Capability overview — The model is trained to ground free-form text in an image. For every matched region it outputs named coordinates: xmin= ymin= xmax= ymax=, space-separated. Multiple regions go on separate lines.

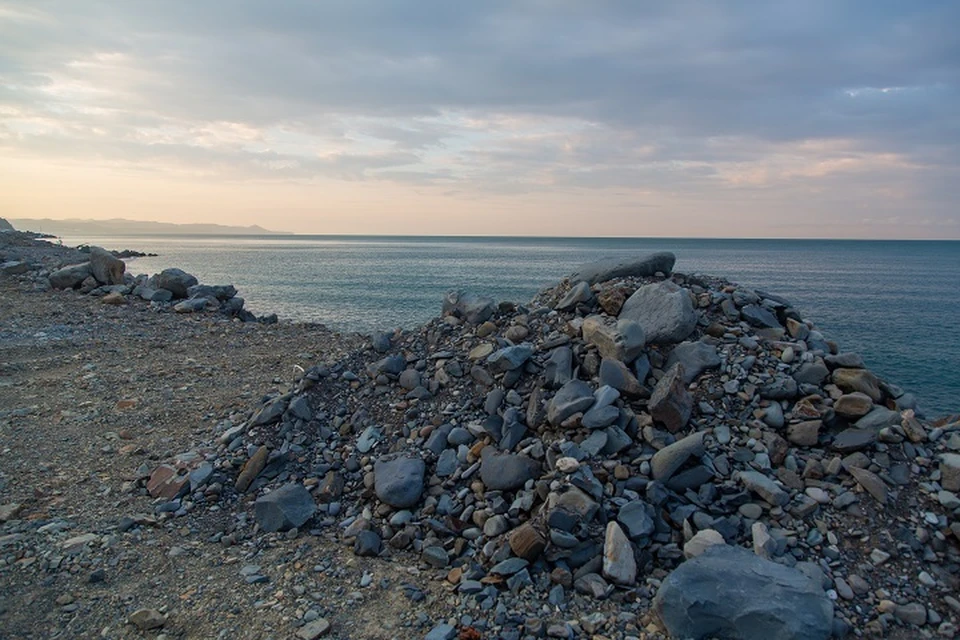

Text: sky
xmin=0 ymin=1 xmax=958 ymax=238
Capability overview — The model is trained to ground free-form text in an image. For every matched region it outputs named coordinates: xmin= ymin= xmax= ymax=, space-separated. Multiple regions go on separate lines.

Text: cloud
xmin=0 ymin=0 xmax=958 ymax=234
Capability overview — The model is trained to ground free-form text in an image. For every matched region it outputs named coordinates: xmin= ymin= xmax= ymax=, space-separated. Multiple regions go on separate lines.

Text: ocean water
xmin=60 ymin=235 xmax=960 ymax=417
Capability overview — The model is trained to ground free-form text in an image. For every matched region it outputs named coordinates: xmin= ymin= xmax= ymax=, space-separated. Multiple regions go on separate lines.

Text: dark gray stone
xmin=254 ymin=483 xmax=317 ymax=532
xmin=88 ymin=247 xmax=125 ymax=285
xmin=741 ymin=304 xmax=781 ymax=328
xmin=153 ymin=268 xmax=198 ymax=298
xmin=49 ymin=263 xmax=92 ymax=289
xmin=570 ymin=252 xmax=676 ymax=285
xmin=648 ymin=364 xmax=692 ymax=433
xmin=544 ymin=346 xmax=574 ymax=389
xmin=487 ymin=343 xmax=534 ymax=373
xmin=556 ymin=280 xmax=594 ymax=310
xmin=618 ymin=500 xmax=655 ymax=539
xmin=547 ymin=380 xmax=595 ymax=426
xmin=374 ymin=454 xmax=426 ymax=508
xmin=665 ymin=341 xmax=721 ymax=384
xmin=653 ymin=545 xmax=833 ymax=640
xmin=793 ymin=362 xmax=830 ymax=386
xmin=832 ymin=429 xmax=877 ymax=453
xmin=480 ymin=446 xmax=539 ymax=491
xmin=651 ymin=432 xmax=705 ymax=481
xmin=442 ymin=290 xmax=496 ymax=324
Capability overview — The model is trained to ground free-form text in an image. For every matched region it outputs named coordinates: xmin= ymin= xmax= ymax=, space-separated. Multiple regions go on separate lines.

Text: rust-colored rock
xmin=235 ymin=445 xmax=269 ymax=493
xmin=146 ymin=464 xmax=190 ymax=500
xmin=597 ymin=286 xmax=630 ymax=316
xmin=648 ymin=364 xmax=692 ymax=433
xmin=509 ymin=523 xmax=546 ymax=562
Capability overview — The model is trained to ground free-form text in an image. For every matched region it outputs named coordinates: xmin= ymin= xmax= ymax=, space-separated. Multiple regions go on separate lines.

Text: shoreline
xmin=2 ymin=229 xmax=960 ymax=638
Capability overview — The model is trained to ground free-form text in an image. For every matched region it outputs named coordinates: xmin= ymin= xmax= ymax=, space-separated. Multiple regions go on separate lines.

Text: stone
xmin=741 ymin=304 xmax=781 ymax=328
xmin=651 ymin=432 xmax=705 ymax=482
xmin=787 ymin=420 xmax=821 ymax=446
xmin=235 ymin=445 xmax=269 ymax=492
xmin=581 ymin=405 xmax=619 ymax=429
xmin=855 ymin=406 xmax=900 ymax=431
xmin=848 ymin=466 xmax=886 ymax=504
xmin=147 ymin=464 xmax=191 ymax=500
xmin=442 ymin=290 xmax=496 ymax=324
xmin=648 ymin=364 xmax=692 ymax=432
xmin=834 ymin=392 xmax=874 ymax=419
xmin=398 ymin=369 xmax=421 ymax=390
xmin=597 ymin=285 xmax=629 ymax=315
xmin=832 ymin=429 xmax=876 ymax=453
xmin=374 ymin=454 xmax=426 ymax=508
xmin=353 ymin=530 xmax=382 ymax=557
xmin=832 ymin=368 xmax=882 ymax=402
xmin=128 ymin=609 xmax=166 ymax=631
xmin=556 ymin=280 xmax=594 ymax=310
xmin=683 ymin=529 xmax=725 ymax=558
xmin=49 ymin=262 xmax=92 ymax=289
xmin=793 ymin=362 xmax=830 ymax=386
xmin=752 ymin=521 xmax=777 ymax=559
xmin=618 ymin=500 xmax=655 ymax=539
xmin=895 ymin=603 xmax=927 ymax=627
xmin=825 ymin=352 xmax=865 ymax=369
xmin=544 ymin=347 xmax=573 ymax=389
xmin=653 ymin=545 xmax=833 ymax=640
xmin=296 ymin=618 xmax=331 ymax=639
xmin=174 ymin=298 xmax=207 ymax=313
xmin=665 ymin=341 xmax=721 ymax=384
xmin=487 ymin=343 xmax=534 ymax=373
xmin=598 ymin=358 xmax=646 ymax=398
xmin=574 ymin=573 xmax=609 ymax=599
xmin=424 ymin=623 xmax=457 ymax=640
xmin=940 ymin=453 xmax=960 ymax=492
xmin=619 ymin=280 xmax=697 ymax=344
xmin=739 ymin=470 xmax=789 ymax=506
xmin=480 ymin=447 xmax=540 ymax=491
xmin=602 ymin=522 xmax=637 ymax=586
xmin=570 ymin=252 xmax=676 ymax=285
xmin=581 ymin=315 xmax=645 ymax=363
xmin=547 ymin=380 xmax=595 ymax=426
xmin=0 ymin=503 xmax=23 ymax=523
xmin=153 ymin=268 xmax=197 ymax=298
xmin=88 ymin=246 xmax=125 ymax=285
xmin=509 ymin=524 xmax=546 ymax=562
xmin=254 ymin=483 xmax=317 ymax=532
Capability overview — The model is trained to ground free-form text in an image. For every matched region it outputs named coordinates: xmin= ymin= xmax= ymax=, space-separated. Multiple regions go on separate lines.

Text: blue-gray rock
xmin=499 ymin=408 xmax=527 ymax=450
xmin=398 ymin=369 xmax=421 ymax=390
xmin=741 ymin=304 xmax=781 ymax=328
xmin=424 ymin=623 xmax=457 ymax=640
xmin=480 ymin=446 xmax=540 ymax=491
xmin=544 ymin=347 xmax=573 ymax=389
xmin=370 ymin=354 xmax=405 ymax=376
xmin=374 ymin=454 xmax=426 ymax=508
xmin=174 ymin=298 xmax=207 ymax=313
xmin=793 ymin=362 xmax=830 ymax=386
xmin=250 ymin=396 xmax=288 ymax=426
xmin=556 ymin=280 xmax=595 ymax=310
xmin=287 ymin=396 xmax=313 ymax=421
xmin=651 ymin=432 xmax=705 ymax=482
xmin=855 ymin=406 xmax=900 ymax=431
xmin=648 ymin=363 xmax=692 ymax=433
xmin=135 ymin=285 xmax=174 ymax=302
xmin=832 ymin=428 xmax=877 ymax=453
xmin=739 ymin=470 xmax=789 ymax=506
xmin=665 ymin=341 xmax=721 ymax=384
xmin=601 ymin=425 xmax=632 ymax=455
xmin=371 ymin=331 xmax=392 ymax=353
xmin=824 ymin=352 xmax=865 ymax=369
xmin=619 ymin=280 xmax=697 ymax=344
xmin=547 ymin=380 xmax=595 ymax=426
xmin=580 ymin=430 xmax=608 ymax=457
xmin=356 ymin=425 xmax=381 ymax=454
xmin=599 ymin=358 xmax=646 ymax=398
xmin=581 ymin=405 xmax=619 ymax=429
xmin=570 ymin=252 xmax=676 ymax=285
xmin=442 ymin=290 xmax=496 ymax=324
xmin=653 ymin=545 xmax=833 ymax=640
xmin=254 ymin=483 xmax=317 ymax=532
xmin=618 ymin=500 xmax=655 ymax=539
xmin=435 ymin=449 xmax=458 ymax=477
xmin=487 ymin=343 xmax=534 ymax=373
xmin=353 ymin=530 xmax=381 ymax=557
xmin=759 ymin=376 xmax=798 ymax=400
xmin=187 ymin=283 xmax=236 ymax=301
xmin=153 ymin=268 xmax=198 ymax=298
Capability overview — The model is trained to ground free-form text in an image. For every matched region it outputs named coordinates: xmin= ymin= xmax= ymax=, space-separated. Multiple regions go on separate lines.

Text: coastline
xmin=1 ymin=230 xmax=959 ymax=639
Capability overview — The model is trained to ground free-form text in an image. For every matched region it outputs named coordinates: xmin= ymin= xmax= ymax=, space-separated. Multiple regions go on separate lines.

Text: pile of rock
xmin=136 ymin=252 xmax=959 ymax=639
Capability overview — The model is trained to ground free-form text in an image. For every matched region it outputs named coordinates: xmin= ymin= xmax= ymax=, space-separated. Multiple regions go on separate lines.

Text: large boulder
xmin=570 ymin=252 xmax=676 ymax=285
xmin=49 ymin=262 xmax=92 ymax=289
xmin=653 ymin=545 xmax=833 ymax=640
xmin=442 ymin=290 xmax=496 ymax=325
xmin=373 ymin=454 xmax=425 ymax=508
xmin=153 ymin=268 xmax=198 ymax=298
xmin=619 ymin=280 xmax=697 ymax=344
xmin=254 ymin=483 xmax=317 ymax=532
xmin=88 ymin=246 xmax=125 ymax=285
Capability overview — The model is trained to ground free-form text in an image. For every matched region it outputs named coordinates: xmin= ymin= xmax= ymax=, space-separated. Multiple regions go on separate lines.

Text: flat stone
xmin=581 ymin=405 xmax=619 ymax=429
xmin=855 ymin=406 xmax=900 ymax=431
xmin=598 ymin=358 xmax=646 ymax=398
xmin=741 ymin=304 xmax=781 ymax=328
xmin=848 ymin=466 xmax=887 ymax=504
xmin=648 ymin=363 xmax=692 ymax=432
xmin=424 ymin=623 xmax=457 ymax=640
xmin=254 ymin=483 xmax=317 ymax=532
xmin=544 ymin=347 xmax=574 ymax=389
xmin=832 ymin=428 xmax=876 ymax=453
xmin=480 ymin=447 xmax=540 ymax=491
xmin=570 ymin=252 xmax=676 ymax=285
xmin=487 ymin=343 xmax=534 ymax=373
xmin=128 ymin=609 xmax=166 ymax=631
xmin=547 ymin=380 xmax=595 ymax=426
xmin=618 ymin=500 xmax=655 ymax=539
xmin=296 ymin=618 xmax=331 ymax=639
xmin=653 ymin=545 xmax=833 ymax=640
xmin=619 ymin=280 xmax=697 ymax=344
xmin=602 ymin=522 xmax=637 ymax=586
xmin=739 ymin=470 xmax=789 ymax=506
xmin=793 ymin=362 xmax=829 ymax=386
xmin=665 ymin=341 xmax=721 ymax=384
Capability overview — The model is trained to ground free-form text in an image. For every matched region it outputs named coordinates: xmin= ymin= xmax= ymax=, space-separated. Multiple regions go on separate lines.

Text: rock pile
xmin=135 ymin=251 xmax=960 ymax=639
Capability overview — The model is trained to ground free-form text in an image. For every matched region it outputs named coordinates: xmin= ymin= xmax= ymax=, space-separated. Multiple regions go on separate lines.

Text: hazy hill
xmin=7 ymin=218 xmax=290 ymax=236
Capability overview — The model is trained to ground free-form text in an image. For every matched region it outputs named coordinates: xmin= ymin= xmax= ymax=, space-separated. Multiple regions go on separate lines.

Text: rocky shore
xmin=1 ymin=226 xmax=959 ymax=640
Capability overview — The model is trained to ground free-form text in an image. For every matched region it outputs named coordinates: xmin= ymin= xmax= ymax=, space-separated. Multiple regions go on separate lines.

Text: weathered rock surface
xmin=374 ymin=454 xmax=425 ymax=508
xmin=618 ymin=280 xmax=697 ymax=344
xmin=254 ymin=483 xmax=317 ymax=532
xmin=569 ymin=252 xmax=675 ymax=285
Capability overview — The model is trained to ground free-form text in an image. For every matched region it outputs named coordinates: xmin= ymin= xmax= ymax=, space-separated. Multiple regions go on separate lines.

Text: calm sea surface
xmin=60 ymin=235 xmax=960 ymax=417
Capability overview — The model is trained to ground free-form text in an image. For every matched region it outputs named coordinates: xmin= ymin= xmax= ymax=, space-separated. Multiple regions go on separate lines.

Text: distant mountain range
xmin=7 ymin=218 xmax=290 ymax=236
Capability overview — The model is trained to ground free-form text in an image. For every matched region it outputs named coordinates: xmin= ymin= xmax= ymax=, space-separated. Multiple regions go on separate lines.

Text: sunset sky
xmin=1 ymin=1 xmax=957 ymax=238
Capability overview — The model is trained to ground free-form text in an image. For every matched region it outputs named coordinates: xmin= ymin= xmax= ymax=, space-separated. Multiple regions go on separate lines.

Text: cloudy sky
xmin=1 ymin=1 xmax=957 ymax=237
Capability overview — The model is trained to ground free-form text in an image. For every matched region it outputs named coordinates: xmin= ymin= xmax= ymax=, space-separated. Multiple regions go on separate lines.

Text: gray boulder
xmin=374 ymin=454 xmax=426 ymax=508
xmin=154 ymin=268 xmax=198 ymax=298
xmin=570 ymin=252 xmax=676 ymax=285
xmin=89 ymin=247 xmax=125 ymax=285
xmin=653 ymin=545 xmax=833 ymax=640
xmin=187 ymin=284 xmax=237 ymax=301
xmin=480 ymin=446 xmax=540 ymax=491
xmin=442 ymin=290 xmax=496 ymax=324
xmin=619 ymin=280 xmax=697 ymax=344
xmin=582 ymin=316 xmax=646 ymax=364
xmin=556 ymin=280 xmax=594 ymax=310
xmin=49 ymin=262 xmax=92 ymax=289
xmin=254 ymin=483 xmax=317 ymax=532
xmin=665 ymin=340 xmax=721 ymax=384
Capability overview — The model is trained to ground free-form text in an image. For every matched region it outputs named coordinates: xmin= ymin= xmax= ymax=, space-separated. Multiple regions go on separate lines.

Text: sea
xmin=57 ymin=235 xmax=960 ymax=417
